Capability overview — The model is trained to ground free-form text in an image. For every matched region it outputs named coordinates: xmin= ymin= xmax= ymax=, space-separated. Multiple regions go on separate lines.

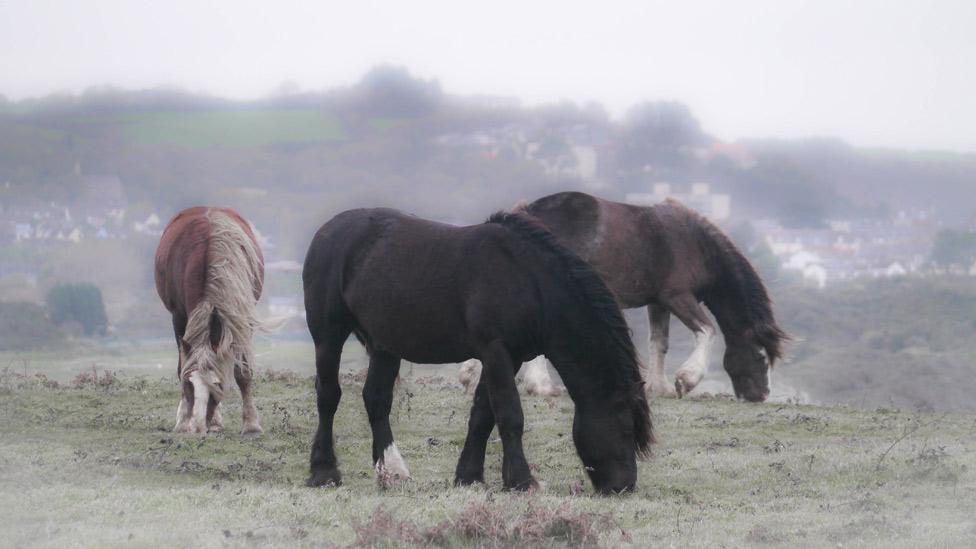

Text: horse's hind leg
xmin=206 ymin=396 xmax=223 ymax=433
xmin=480 ymin=341 xmax=536 ymax=491
xmin=455 ymin=371 xmax=496 ymax=486
xmin=307 ymin=328 xmax=350 ymax=487
xmin=646 ymin=304 xmax=677 ymax=397
xmin=667 ymin=294 xmax=716 ymax=397
xmin=171 ymin=313 xmax=195 ymax=433
xmin=363 ymin=350 xmax=409 ymax=483
xmin=235 ymin=360 xmax=263 ymax=435
xmin=455 ymin=358 xmax=532 ymax=485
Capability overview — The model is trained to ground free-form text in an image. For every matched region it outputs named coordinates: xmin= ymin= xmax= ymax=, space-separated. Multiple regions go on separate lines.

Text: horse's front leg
xmin=363 ymin=351 xmax=408 ymax=483
xmin=171 ymin=316 xmax=194 ymax=432
xmin=174 ymin=378 xmax=194 ymax=432
xmin=668 ymin=294 xmax=716 ymax=397
xmin=206 ymin=395 xmax=223 ymax=433
xmin=480 ymin=341 xmax=536 ymax=491
xmin=455 ymin=375 xmax=495 ymax=485
xmin=646 ymin=304 xmax=677 ymax=397
xmin=234 ymin=360 xmax=263 ymax=435
xmin=307 ymin=335 xmax=346 ymax=487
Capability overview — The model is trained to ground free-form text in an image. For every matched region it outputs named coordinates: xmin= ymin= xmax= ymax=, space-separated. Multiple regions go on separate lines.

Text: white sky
xmin=2 ymin=0 xmax=975 ymax=151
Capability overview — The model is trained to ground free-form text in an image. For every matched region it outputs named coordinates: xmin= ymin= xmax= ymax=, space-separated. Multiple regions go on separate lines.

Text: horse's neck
xmin=701 ymin=290 xmax=748 ymax=348
xmin=544 ymin=334 xmax=620 ymax=404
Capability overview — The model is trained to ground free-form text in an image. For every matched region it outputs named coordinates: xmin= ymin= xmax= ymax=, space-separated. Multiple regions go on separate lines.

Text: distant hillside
xmin=3 ymin=66 xmax=974 ymax=240
xmin=773 ymin=277 xmax=976 ymax=412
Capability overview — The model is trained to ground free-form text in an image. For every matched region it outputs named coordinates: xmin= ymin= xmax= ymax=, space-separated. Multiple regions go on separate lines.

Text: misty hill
xmin=3 ymin=67 xmax=975 ymax=255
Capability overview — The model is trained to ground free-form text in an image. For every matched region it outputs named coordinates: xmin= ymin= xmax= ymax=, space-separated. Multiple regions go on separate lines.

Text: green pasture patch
xmin=58 ymin=110 xmax=347 ymax=148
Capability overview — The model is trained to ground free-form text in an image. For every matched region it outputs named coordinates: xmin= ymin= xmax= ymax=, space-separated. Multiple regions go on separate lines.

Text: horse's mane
xmin=485 ymin=211 xmax=654 ymax=455
xmin=667 ymin=199 xmax=788 ymax=364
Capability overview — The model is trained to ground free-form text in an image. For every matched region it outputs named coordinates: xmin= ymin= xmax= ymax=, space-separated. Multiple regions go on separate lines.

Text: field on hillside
xmin=2 ymin=343 xmax=975 ymax=547
xmin=99 ymin=110 xmax=347 ymax=148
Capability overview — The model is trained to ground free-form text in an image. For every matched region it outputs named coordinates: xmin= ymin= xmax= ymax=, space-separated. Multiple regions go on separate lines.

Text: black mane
xmin=486 ymin=211 xmax=654 ymax=454
xmin=679 ymin=203 xmax=788 ymax=364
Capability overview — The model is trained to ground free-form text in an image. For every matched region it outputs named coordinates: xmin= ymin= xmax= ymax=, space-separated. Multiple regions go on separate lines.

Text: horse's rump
xmin=155 ymin=207 xmax=264 ymax=398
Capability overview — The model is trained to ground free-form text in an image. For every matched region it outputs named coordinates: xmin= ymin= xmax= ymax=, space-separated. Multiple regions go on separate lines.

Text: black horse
xmin=302 ymin=208 xmax=653 ymax=493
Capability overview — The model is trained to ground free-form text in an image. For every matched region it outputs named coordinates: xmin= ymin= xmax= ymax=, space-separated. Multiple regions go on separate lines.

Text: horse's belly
xmin=367 ymin=327 xmax=473 ymax=364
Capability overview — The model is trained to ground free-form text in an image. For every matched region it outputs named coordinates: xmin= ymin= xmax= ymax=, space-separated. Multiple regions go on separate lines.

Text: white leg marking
xmin=458 ymin=359 xmax=482 ymax=394
xmin=375 ymin=442 xmax=411 ymax=481
xmin=522 ymin=357 xmax=560 ymax=396
xmin=189 ymin=372 xmax=209 ymax=434
xmin=645 ymin=306 xmax=676 ymax=397
xmin=174 ymin=397 xmax=192 ymax=431
xmin=675 ymin=325 xmax=715 ymax=396
xmin=647 ymin=338 xmax=675 ymax=396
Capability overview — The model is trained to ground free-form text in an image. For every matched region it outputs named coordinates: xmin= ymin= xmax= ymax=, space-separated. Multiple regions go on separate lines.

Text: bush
xmin=0 ymin=301 xmax=63 ymax=350
xmin=46 ymin=283 xmax=108 ymax=336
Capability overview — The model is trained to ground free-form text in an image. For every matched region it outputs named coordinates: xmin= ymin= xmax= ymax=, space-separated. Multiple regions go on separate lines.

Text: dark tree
xmin=931 ymin=229 xmax=976 ymax=267
xmin=46 ymin=283 xmax=108 ymax=336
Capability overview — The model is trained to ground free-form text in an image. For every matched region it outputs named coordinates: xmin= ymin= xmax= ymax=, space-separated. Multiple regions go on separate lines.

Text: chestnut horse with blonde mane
xmin=155 ymin=207 xmax=264 ymax=434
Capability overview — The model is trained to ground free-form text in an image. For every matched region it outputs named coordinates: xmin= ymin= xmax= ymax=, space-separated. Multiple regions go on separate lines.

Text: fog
xmin=3 ymin=0 xmax=976 ymax=151
xmin=2 ymin=3 xmax=976 ymax=545
xmin=3 ymin=0 xmax=976 ymax=410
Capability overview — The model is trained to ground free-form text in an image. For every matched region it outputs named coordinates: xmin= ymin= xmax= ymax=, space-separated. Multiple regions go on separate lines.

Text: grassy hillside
xmin=1 ymin=344 xmax=974 ymax=547
xmin=114 ymin=110 xmax=347 ymax=148
xmin=773 ymin=277 xmax=976 ymax=413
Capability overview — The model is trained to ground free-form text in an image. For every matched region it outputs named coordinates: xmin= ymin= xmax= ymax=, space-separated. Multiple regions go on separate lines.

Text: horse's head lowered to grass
xmin=485 ymin=212 xmax=654 ymax=494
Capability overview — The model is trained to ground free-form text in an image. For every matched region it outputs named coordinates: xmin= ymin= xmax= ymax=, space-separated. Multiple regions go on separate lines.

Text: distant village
xmin=2 ymin=155 xmax=973 ymax=306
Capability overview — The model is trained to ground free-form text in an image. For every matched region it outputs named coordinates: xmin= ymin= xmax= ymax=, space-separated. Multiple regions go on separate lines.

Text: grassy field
xmin=61 ymin=110 xmax=348 ymax=148
xmin=1 ymin=342 xmax=975 ymax=547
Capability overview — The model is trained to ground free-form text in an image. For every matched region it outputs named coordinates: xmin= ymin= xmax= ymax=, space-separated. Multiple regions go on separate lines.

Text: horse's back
xmin=304 ymin=209 xmax=540 ymax=363
xmin=525 ymin=192 xmax=674 ymax=306
xmin=155 ymin=208 xmax=211 ymax=315
xmin=155 ymin=206 xmax=260 ymax=315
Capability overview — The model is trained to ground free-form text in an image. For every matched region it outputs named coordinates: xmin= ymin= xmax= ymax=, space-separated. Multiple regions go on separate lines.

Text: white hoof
xmin=375 ymin=443 xmax=411 ymax=485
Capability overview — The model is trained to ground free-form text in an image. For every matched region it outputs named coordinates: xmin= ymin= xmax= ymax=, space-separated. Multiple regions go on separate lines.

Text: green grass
xmin=1 ymin=343 xmax=975 ymax=547
xmin=368 ymin=117 xmax=409 ymax=132
xmin=65 ymin=110 xmax=347 ymax=148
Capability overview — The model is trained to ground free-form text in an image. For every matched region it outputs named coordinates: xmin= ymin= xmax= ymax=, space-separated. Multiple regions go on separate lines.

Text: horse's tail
xmin=683 ymin=204 xmax=787 ymax=365
xmin=486 ymin=211 xmax=654 ymax=456
xmin=181 ymin=209 xmax=264 ymax=400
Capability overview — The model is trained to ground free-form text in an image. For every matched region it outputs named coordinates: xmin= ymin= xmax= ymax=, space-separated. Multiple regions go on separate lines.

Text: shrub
xmin=46 ymin=283 xmax=108 ymax=336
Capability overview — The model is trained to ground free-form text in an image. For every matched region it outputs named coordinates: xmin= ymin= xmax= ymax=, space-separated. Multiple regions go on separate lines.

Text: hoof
xmin=241 ymin=424 xmax=264 ymax=437
xmin=648 ymin=382 xmax=678 ymax=398
xmin=454 ymin=475 xmax=485 ymax=487
xmin=674 ymin=371 xmax=702 ymax=398
xmin=175 ymin=421 xmax=207 ymax=434
xmin=306 ymin=469 xmax=342 ymax=488
xmin=506 ymin=476 xmax=539 ymax=492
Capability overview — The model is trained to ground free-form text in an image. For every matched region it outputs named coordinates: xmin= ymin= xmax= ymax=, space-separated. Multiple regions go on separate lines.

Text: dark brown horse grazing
xmin=302 ymin=208 xmax=652 ymax=494
xmin=512 ymin=192 xmax=787 ymax=402
xmin=155 ymin=206 xmax=264 ymax=435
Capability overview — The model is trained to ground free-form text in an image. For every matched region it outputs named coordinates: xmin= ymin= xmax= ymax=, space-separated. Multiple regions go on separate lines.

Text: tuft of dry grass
xmin=351 ymin=502 xmax=619 ymax=548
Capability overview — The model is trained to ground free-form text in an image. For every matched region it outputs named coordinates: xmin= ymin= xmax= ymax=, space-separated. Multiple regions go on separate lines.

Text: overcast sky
xmin=2 ymin=0 xmax=974 ymax=152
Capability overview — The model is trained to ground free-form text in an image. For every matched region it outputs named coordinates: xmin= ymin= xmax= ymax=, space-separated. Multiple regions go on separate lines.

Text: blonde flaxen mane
xmin=180 ymin=209 xmax=263 ymax=400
